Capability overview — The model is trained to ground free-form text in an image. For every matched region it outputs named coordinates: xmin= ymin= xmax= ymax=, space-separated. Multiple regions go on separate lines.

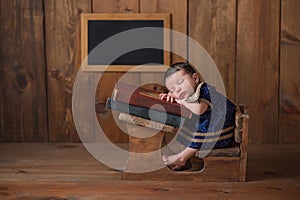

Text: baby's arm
xmin=176 ymin=100 xmax=208 ymax=115
xmin=159 ymin=93 xmax=209 ymax=115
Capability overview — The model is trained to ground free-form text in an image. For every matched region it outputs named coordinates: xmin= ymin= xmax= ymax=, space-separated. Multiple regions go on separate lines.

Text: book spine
xmin=106 ymin=98 xmax=184 ymax=128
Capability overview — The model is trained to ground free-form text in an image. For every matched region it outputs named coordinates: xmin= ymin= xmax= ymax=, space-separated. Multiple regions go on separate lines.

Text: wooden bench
xmin=119 ymin=105 xmax=249 ymax=181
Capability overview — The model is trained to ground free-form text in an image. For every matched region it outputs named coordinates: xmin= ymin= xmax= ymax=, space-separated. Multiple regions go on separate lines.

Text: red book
xmin=112 ymin=83 xmax=192 ymax=119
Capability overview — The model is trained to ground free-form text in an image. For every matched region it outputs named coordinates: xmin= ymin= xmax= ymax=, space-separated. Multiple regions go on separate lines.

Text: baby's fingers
xmin=159 ymin=93 xmax=168 ymax=100
xmin=166 ymin=95 xmax=174 ymax=102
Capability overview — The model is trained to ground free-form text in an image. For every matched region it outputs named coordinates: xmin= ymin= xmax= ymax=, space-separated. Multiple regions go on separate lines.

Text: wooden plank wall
xmin=189 ymin=0 xmax=236 ymax=100
xmin=236 ymin=0 xmax=280 ymax=143
xmin=0 ymin=0 xmax=47 ymax=142
xmin=280 ymin=0 xmax=300 ymax=143
xmin=0 ymin=0 xmax=299 ymax=144
xmin=44 ymin=0 xmax=91 ymax=142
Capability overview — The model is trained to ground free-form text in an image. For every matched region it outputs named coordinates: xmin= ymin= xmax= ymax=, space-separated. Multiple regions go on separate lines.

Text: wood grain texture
xmin=45 ymin=0 xmax=91 ymax=142
xmin=0 ymin=0 xmax=47 ymax=142
xmin=0 ymin=143 xmax=299 ymax=199
xmin=239 ymin=109 xmax=249 ymax=181
xmin=92 ymin=0 xmax=140 ymax=13
xmin=280 ymin=0 xmax=300 ymax=143
xmin=189 ymin=0 xmax=236 ymax=100
xmin=236 ymin=0 xmax=280 ymax=143
xmin=1 ymin=179 xmax=299 ymax=200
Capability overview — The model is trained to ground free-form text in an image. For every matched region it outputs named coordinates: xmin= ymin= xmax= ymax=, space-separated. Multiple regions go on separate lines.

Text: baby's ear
xmin=192 ymin=73 xmax=200 ymax=83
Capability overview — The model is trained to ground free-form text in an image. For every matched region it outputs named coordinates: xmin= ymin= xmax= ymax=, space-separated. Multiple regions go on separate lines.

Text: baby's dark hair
xmin=164 ymin=62 xmax=198 ymax=82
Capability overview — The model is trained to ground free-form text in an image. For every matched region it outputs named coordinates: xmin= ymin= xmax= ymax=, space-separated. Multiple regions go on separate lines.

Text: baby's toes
xmin=162 ymin=155 xmax=169 ymax=164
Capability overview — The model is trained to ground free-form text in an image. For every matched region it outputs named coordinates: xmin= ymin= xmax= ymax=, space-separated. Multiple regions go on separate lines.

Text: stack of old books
xmin=105 ymin=82 xmax=192 ymax=127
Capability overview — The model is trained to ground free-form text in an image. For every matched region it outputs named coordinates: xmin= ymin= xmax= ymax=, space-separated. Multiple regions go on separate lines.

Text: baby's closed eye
xmin=177 ymin=79 xmax=184 ymax=85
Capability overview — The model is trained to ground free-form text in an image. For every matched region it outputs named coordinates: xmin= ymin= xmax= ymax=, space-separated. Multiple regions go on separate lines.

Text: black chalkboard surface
xmin=81 ymin=14 xmax=170 ymax=72
xmin=88 ymin=20 xmax=164 ymax=65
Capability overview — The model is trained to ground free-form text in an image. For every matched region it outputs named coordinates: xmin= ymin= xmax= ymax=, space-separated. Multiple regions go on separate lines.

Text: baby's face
xmin=165 ymin=70 xmax=198 ymax=100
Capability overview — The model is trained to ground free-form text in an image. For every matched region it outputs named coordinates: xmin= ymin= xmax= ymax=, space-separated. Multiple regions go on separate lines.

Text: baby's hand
xmin=159 ymin=93 xmax=176 ymax=102
xmin=175 ymin=99 xmax=185 ymax=105
xmin=175 ymin=99 xmax=187 ymax=106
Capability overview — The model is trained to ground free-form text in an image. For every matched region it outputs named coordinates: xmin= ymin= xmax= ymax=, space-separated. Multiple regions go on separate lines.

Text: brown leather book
xmin=112 ymin=83 xmax=192 ymax=119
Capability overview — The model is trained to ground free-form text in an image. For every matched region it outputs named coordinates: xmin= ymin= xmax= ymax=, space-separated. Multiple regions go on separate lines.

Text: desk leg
xmin=122 ymin=123 xmax=167 ymax=174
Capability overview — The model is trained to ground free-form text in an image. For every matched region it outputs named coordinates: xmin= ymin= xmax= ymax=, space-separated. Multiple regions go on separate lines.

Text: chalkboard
xmin=81 ymin=14 xmax=171 ymax=72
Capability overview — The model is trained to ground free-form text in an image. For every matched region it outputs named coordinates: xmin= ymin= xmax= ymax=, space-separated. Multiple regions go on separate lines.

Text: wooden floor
xmin=0 ymin=143 xmax=299 ymax=200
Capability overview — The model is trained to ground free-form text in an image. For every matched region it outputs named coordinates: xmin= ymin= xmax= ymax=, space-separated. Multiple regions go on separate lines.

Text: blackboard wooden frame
xmin=81 ymin=13 xmax=171 ymax=72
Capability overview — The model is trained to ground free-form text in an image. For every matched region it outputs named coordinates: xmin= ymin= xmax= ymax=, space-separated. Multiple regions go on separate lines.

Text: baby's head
xmin=164 ymin=62 xmax=197 ymax=82
xmin=164 ymin=62 xmax=201 ymax=100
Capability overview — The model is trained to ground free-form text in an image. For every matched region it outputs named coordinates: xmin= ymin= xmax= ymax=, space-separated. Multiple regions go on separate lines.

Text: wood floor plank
xmin=0 ymin=179 xmax=299 ymax=200
xmin=0 ymin=143 xmax=299 ymax=199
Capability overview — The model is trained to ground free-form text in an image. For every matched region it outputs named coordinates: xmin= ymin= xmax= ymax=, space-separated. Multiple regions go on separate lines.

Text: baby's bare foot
xmin=162 ymin=154 xmax=185 ymax=167
xmin=171 ymin=159 xmax=192 ymax=171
